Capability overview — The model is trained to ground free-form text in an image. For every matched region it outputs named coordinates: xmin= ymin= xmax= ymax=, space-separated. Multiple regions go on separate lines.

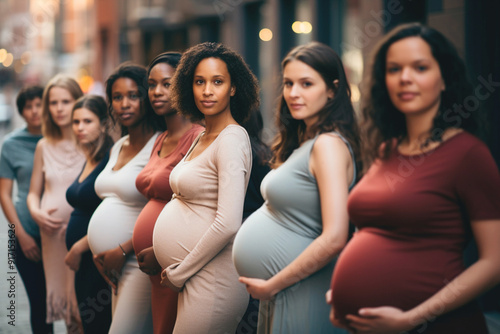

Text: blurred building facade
xmin=1 ymin=0 xmax=498 ymax=162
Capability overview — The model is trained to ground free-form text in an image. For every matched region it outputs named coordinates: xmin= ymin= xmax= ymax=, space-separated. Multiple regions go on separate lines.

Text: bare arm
xmin=26 ymin=141 xmax=63 ymax=233
xmin=0 ymin=178 xmax=41 ymax=262
xmin=65 ymin=235 xmax=90 ymax=271
xmin=240 ymin=134 xmax=352 ymax=299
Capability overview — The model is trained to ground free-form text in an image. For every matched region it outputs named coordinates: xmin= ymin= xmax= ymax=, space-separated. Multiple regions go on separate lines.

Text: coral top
xmin=331 ymin=132 xmax=500 ymax=333
xmin=133 ymin=124 xmax=204 ymax=254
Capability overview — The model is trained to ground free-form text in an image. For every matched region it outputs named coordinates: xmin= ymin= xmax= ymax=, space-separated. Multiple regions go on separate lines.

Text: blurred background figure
xmin=0 ymin=85 xmax=53 ymax=334
xmin=26 ymin=75 xmax=85 ymax=333
xmin=64 ymin=95 xmax=114 ymax=333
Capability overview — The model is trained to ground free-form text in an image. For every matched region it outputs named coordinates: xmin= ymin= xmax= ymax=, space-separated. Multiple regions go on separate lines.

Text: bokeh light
xmin=3 ymin=53 xmax=14 ymax=67
xmin=259 ymin=28 xmax=273 ymax=41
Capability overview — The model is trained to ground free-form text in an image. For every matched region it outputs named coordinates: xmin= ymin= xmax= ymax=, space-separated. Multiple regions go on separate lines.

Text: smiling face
xmin=385 ymin=36 xmax=445 ymax=118
xmin=22 ymin=97 xmax=42 ymax=129
xmin=111 ymin=77 xmax=145 ymax=128
xmin=148 ymin=63 xmax=176 ymax=116
xmin=282 ymin=60 xmax=333 ymax=127
xmin=72 ymin=107 xmax=102 ymax=145
xmin=48 ymin=87 xmax=75 ymax=128
xmin=192 ymin=57 xmax=235 ymax=119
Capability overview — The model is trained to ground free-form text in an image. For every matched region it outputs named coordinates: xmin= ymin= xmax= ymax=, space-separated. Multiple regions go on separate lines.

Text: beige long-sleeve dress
xmin=153 ymin=124 xmax=252 ymax=334
xmin=38 ymin=138 xmax=85 ymax=331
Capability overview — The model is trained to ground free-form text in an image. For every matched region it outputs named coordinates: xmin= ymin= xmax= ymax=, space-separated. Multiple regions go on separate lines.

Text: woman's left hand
xmin=345 ymin=306 xmax=413 ymax=334
xmin=239 ymin=276 xmax=278 ymax=300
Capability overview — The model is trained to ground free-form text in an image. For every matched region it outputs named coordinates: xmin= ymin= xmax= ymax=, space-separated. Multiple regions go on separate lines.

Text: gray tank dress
xmin=233 ymin=132 xmax=355 ymax=334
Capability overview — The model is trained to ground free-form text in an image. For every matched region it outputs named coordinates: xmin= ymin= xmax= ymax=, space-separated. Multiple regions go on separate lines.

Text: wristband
xmin=118 ymin=244 xmax=127 ymax=257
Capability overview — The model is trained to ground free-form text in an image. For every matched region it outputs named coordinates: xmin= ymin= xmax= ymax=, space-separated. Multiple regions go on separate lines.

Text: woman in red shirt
xmin=330 ymin=23 xmax=500 ymax=334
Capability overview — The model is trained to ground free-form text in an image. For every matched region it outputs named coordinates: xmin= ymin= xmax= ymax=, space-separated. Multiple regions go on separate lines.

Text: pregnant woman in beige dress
xmin=152 ymin=42 xmax=260 ymax=334
xmin=27 ymin=75 xmax=85 ymax=333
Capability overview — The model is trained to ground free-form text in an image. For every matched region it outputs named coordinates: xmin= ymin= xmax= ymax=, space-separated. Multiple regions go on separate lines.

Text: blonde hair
xmin=42 ymin=74 xmax=83 ymax=140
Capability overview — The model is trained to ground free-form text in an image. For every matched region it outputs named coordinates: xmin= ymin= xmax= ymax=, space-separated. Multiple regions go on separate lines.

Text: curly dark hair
xmin=105 ymin=62 xmax=166 ymax=136
xmin=170 ymin=42 xmax=260 ymax=124
xmin=271 ymin=41 xmax=361 ymax=173
xmin=362 ymin=22 xmax=476 ymax=165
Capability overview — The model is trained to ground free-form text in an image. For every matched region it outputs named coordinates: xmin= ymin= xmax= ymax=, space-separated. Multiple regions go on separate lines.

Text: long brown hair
xmin=42 ymin=75 xmax=83 ymax=141
xmin=271 ymin=42 xmax=361 ymax=173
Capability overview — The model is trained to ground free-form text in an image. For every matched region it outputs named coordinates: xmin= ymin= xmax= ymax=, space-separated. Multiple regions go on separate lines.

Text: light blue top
xmin=233 ymin=132 xmax=354 ymax=334
xmin=0 ymin=127 xmax=43 ymax=238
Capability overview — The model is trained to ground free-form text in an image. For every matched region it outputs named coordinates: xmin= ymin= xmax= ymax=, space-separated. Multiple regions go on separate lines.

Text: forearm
xmin=73 ymin=235 xmax=90 ymax=254
xmin=118 ymin=238 xmax=134 ymax=255
xmin=268 ymin=233 xmax=344 ymax=293
xmin=26 ymin=193 xmax=41 ymax=220
xmin=405 ymin=258 xmax=500 ymax=328
xmin=0 ymin=182 xmax=30 ymax=239
xmin=0 ymin=193 xmax=24 ymax=231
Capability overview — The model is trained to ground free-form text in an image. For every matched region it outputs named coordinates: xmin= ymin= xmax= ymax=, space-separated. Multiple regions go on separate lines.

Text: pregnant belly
xmin=153 ymin=199 xmax=215 ymax=268
xmin=331 ymin=228 xmax=464 ymax=324
xmin=87 ymin=197 xmax=144 ymax=255
xmin=41 ymin=193 xmax=73 ymax=225
xmin=132 ymin=199 xmax=166 ymax=255
xmin=232 ymin=209 xmax=312 ymax=279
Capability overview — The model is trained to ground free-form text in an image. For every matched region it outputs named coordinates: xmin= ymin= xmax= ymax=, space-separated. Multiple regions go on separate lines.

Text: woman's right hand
xmin=137 ymin=246 xmax=161 ymax=276
xmin=17 ymin=231 xmax=41 ymax=262
xmin=32 ymin=207 xmax=63 ymax=233
xmin=65 ymin=244 xmax=83 ymax=271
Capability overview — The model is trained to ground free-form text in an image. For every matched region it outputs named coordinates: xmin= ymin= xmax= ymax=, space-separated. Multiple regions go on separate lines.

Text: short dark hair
xmin=72 ymin=95 xmax=114 ymax=163
xmin=16 ymin=86 xmax=44 ymax=115
xmin=362 ymin=23 xmax=476 ymax=163
xmin=105 ymin=62 xmax=166 ymax=135
xmin=171 ymin=42 xmax=260 ymax=124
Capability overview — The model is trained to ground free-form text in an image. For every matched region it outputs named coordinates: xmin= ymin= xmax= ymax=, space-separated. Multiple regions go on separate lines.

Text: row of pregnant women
xmin=1 ymin=22 xmax=499 ymax=334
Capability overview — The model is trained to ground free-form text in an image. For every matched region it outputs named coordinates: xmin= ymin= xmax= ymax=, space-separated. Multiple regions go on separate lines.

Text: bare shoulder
xmin=312 ymin=133 xmax=351 ymax=161
xmin=35 ymin=137 xmax=47 ymax=149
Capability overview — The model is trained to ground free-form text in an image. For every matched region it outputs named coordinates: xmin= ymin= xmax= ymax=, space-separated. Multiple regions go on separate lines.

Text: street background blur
xmin=1 ymin=0 xmax=499 ymax=333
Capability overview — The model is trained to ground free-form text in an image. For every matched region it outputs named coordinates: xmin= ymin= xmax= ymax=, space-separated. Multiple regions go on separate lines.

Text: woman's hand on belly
xmin=238 ymin=276 xmax=279 ymax=301
xmin=33 ymin=207 xmax=64 ymax=234
xmin=137 ymin=247 xmax=161 ymax=276
xmin=345 ymin=306 xmax=414 ymax=334
xmin=160 ymin=268 xmax=182 ymax=292
xmin=326 ymin=289 xmax=350 ymax=330
xmin=93 ymin=247 xmax=127 ymax=293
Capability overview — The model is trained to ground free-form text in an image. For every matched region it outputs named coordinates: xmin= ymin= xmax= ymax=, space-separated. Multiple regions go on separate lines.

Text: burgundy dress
xmin=331 ymin=132 xmax=500 ymax=333
xmin=132 ymin=124 xmax=204 ymax=334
